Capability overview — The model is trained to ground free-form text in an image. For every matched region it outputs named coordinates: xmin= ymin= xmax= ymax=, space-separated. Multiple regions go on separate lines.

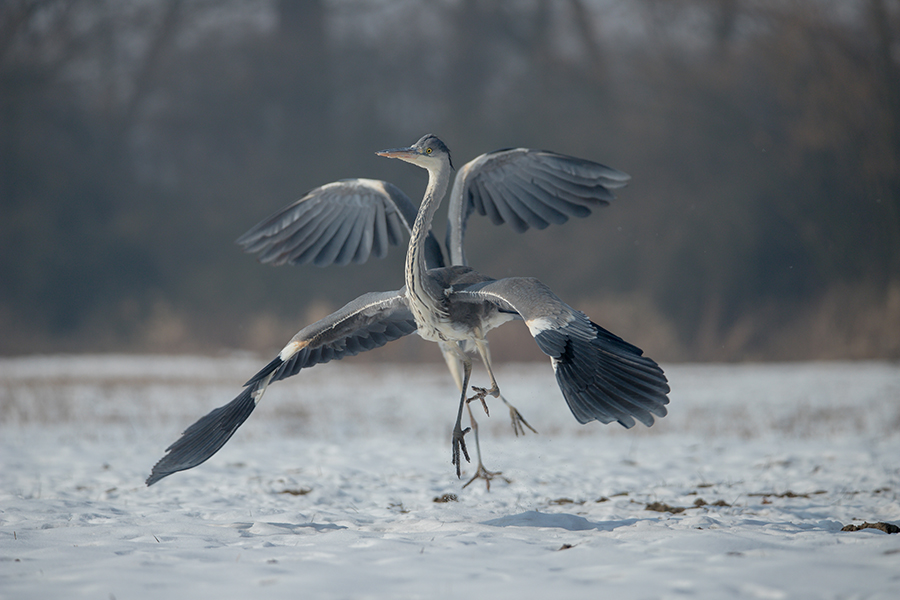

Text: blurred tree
xmin=0 ymin=0 xmax=897 ymax=359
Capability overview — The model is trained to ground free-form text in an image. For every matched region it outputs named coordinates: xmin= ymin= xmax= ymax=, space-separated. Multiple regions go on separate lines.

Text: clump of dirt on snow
xmin=841 ymin=522 xmax=899 ymax=534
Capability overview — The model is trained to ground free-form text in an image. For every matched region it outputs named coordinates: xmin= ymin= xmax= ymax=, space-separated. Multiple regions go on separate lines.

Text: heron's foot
xmin=508 ymin=404 xmax=538 ymax=437
xmin=451 ymin=423 xmax=471 ymax=478
xmin=462 ymin=462 xmax=511 ymax=491
xmin=469 ymin=385 xmax=498 ymax=416
xmin=473 ymin=384 xmax=501 ymax=399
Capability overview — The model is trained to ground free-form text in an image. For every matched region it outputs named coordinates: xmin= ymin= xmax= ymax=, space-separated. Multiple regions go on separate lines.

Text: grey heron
xmin=146 ymin=134 xmax=669 ymax=488
xmin=234 ymin=139 xmax=632 ymax=484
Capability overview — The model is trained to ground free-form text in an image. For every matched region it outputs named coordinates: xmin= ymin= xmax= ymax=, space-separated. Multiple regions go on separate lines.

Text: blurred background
xmin=1 ymin=0 xmax=898 ymax=362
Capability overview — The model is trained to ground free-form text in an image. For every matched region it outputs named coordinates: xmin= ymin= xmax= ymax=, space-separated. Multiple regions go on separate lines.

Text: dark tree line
xmin=1 ymin=0 xmax=898 ymax=360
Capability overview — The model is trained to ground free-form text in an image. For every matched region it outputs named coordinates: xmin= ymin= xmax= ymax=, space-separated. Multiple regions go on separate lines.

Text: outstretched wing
xmin=146 ymin=289 xmax=415 ymax=486
xmin=446 ymin=149 xmax=631 ymax=265
xmin=236 ymin=178 xmax=445 ymax=268
xmin=449 ymin=277 xmax=669 ymax=428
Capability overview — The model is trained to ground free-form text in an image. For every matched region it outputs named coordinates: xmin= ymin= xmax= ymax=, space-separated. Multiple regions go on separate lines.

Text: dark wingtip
xmin=553 ymin=321 xmax=670 ymax=429
xmin=145 ymin=384 xmax=259 ymax=486
xmin=245 ymin=355 xmax=284 ymax=387
xmin=147 ymin=352 xmax=293 ymax=485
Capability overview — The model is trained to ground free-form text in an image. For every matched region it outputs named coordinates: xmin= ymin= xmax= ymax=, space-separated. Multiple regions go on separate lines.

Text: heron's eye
xmin=425 ymin=147 xmax=432 ymax=154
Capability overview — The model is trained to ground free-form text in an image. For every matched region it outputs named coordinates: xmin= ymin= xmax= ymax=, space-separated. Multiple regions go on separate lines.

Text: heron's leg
xmin=442 ymin=341 xmax=495 ymax=482
xmin=469 ymin=338 xmax=500 ymax=400
xmin=451 ymin=357 xmax=473 ymax=478
xmin=461 ymin=400 xmax=512 ymax=491
xmin=443 ymin=342 xmax=510 ymax=487
xmin=469 ymin=338 xmax=537 ymax=436
xmin=439 ymin=341 xmax=465 ymax=392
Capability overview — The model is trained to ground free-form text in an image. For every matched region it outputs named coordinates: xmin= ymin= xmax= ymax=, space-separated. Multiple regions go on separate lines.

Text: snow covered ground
xmin=1 ymin=355 xmax=899 ymax=599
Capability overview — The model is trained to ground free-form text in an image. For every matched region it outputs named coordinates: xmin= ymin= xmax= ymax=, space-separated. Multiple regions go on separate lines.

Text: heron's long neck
xmin=405 ymin=161 xmax=450 ymax=306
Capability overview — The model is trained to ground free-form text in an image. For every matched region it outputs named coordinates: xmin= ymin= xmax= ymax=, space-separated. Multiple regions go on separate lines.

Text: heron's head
xmin=376 ymin=134 xmax=453 ymax=170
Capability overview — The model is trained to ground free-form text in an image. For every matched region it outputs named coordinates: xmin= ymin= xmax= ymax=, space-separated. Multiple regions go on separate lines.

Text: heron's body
xmin=146 ymin=135 xmax=669 ymax=488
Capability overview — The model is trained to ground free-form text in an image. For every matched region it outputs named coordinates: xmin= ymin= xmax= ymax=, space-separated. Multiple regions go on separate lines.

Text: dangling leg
xmin=450 ymin=356 xmax=472 ymax=478
xmin=442 ymin=341 xmax=507 ymax=488
xmin=469 ymin=338 xmax=537 ymax=436
xmin=458 ymin=337 xmax=519 ymax=490
xmin=439 ymin=340 xmax=466 ymax=393
xmin=461 ymin=400 xmax=511 ymax=490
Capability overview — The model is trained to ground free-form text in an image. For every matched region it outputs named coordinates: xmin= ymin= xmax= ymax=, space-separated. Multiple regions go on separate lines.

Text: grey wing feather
xmin=146 ymin=290 xmax=416 ymax=486
xmin=144 ymin=385 xmax=258 ymax=486
xmin=446 ymin=149 xmax=631 ymax=265
xmin=449 ymin=277 xmax=669 ymax=429
xmin=237 ymin=179 xmax=445 ymax=268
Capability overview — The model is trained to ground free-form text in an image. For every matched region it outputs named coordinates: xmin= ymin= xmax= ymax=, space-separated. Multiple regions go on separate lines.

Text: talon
xmin=509 ymin=406 xmax=537 ymax=437
xmin=472 ymin=384 xmax=500 ymax=399
xmin=468 ymin=386 xmax=491 ymax=416
xmin=462 ymin=463 xmax=512 ymax=491
xmin=451 ymin=426 xmax=471 ymax=478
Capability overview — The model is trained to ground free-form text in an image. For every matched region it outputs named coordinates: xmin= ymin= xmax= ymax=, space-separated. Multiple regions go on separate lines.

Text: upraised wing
xmin=146 ymin=289 xmax=416 ymax=485
xmin=238 ymin=149 xmax=629 ymax=271
xmin=448 ymin=277 xmax=668 ymax=428
xmin=236 ymin=178 xmax=445 ymax=268
xmin=446 ymin=149 xmax=631 ymax=265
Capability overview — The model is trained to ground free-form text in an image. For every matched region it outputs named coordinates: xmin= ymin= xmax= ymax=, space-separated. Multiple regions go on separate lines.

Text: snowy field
xmin=2 ymin=355 xmax=899 ymax=599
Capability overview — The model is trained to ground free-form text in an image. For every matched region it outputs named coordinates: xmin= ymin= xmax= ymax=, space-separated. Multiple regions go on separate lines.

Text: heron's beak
xmin=375 ymin=146 xmax=419 ymax=163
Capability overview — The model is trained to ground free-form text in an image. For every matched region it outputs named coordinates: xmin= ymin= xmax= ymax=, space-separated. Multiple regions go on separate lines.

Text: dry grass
xmin=2 ymin=283 xmax=898 ymax=362
xmin=714 ymin=282 xmax=900 ymax=361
